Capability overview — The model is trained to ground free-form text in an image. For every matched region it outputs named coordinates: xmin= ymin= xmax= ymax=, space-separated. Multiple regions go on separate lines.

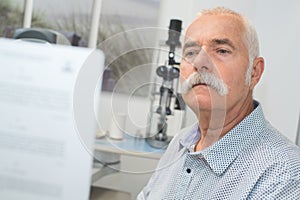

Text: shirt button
xmin=186 ymin=168 xmax=191 ymax=173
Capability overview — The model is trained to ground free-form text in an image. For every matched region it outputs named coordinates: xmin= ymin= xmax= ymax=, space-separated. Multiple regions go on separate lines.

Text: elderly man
xmin=138 ymin=7 xmax=300 ymax=199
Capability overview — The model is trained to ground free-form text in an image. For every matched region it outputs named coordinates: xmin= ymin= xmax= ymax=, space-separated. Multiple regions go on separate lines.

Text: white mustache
xmin=181 ymin=72 xmax=228 ymax=96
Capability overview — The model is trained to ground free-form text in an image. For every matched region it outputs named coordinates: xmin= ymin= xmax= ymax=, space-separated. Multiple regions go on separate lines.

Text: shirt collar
xmin=179 ymin=100 xmax=266 ymax=175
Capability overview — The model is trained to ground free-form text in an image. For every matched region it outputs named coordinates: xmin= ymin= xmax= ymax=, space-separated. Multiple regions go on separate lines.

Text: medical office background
xmin=8 ymin=0 xmax=297 ymax=140
xmin=3 ymin=0 xmax=300 ymax=196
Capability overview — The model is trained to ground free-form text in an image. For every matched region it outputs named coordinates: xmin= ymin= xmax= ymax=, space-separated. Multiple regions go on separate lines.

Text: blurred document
xmin=0 ymin=38 xmax=104 ymax=200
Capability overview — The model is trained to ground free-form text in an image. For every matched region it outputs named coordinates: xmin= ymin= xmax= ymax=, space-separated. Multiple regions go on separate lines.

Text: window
xmin=1 ymin=0 xmax=160 ymax=96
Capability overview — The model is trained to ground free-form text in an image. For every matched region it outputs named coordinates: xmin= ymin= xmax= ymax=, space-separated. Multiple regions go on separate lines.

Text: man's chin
xmin=184 ymin=94 xmax=227 ymax=113
xmin=185 ymin=97 xmax=212 ymax=112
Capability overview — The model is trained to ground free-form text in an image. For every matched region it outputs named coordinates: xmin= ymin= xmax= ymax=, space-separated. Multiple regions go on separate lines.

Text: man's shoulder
xmin=250 ymin=122 xmax=300 ymax=177
xmin=263 ymin=121 xmax=300 ymax=157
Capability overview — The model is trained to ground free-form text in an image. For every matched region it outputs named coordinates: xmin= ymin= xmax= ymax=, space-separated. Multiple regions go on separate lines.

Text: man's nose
xmin=192 ymin=49 xmax=213 ymax=73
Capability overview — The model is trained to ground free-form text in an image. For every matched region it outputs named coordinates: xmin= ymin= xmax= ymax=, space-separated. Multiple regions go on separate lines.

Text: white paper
xmin=0 ymin=38 xmax=104 ymax=200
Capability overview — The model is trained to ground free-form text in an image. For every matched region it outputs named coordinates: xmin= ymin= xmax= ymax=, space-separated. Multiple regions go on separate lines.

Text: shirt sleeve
xmin=136 ymin=127 xmax=189 ymax=199
xmin=136 ymin=173 xmax=155 ymax=200
xmin=136 ymin=144 xmax=176 ymax=200
xmin=136 ymin=190 xmax=146 ymax=200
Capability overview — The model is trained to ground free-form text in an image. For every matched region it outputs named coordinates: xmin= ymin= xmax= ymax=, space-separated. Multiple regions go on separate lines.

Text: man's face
xmin=180 ymin=14 xmax=251 ymax=114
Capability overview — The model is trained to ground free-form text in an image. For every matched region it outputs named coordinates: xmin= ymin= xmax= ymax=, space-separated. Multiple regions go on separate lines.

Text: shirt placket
xmin=174 ymin=153 xmax=200 ymax=199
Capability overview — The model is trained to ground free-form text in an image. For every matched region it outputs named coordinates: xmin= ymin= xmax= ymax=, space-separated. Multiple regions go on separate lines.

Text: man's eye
xmin=184 ymin=49 xmax=199 ymax=58
xmin=217 ymin=49 xmax=231 ymax=55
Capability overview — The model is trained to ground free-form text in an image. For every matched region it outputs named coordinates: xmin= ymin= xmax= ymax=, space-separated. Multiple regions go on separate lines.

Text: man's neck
xmin=195 ymin=98 xmax=254 ymax=151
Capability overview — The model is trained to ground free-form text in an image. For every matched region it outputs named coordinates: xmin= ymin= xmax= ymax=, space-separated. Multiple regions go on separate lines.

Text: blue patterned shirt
xmin=138 ymin=101 xmax=300 ymax=199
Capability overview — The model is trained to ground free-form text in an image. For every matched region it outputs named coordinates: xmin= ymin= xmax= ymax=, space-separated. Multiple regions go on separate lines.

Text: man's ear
xmin=250 ymin=57 xmax=264 ymax=90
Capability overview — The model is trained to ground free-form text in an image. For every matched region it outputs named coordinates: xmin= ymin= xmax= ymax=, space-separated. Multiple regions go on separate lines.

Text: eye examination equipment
xmin=146 ymin=19 xmax=186 ymax=149
xmin=13 ymin=28 xmax=71 ymax=45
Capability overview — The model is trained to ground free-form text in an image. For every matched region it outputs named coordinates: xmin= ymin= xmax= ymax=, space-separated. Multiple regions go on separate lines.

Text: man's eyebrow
xmin=211 ymin=38 xmax=236 ymax=49
xmin=183 ymin=41 xmax=200 ymax=51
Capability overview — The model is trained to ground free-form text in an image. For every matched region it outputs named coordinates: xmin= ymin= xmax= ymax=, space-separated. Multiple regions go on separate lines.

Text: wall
xmin=157 ymin=0 xmax=300 ymax=142
xmin=255 ymin=1 xmax=300 ymax=142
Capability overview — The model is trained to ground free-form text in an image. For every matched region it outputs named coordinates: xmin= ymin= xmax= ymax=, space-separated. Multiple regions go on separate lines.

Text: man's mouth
xmin=181 ymin=72 xmax=228 ymax=96
xmin=192 ymin=83 xmax=207 ymax=88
